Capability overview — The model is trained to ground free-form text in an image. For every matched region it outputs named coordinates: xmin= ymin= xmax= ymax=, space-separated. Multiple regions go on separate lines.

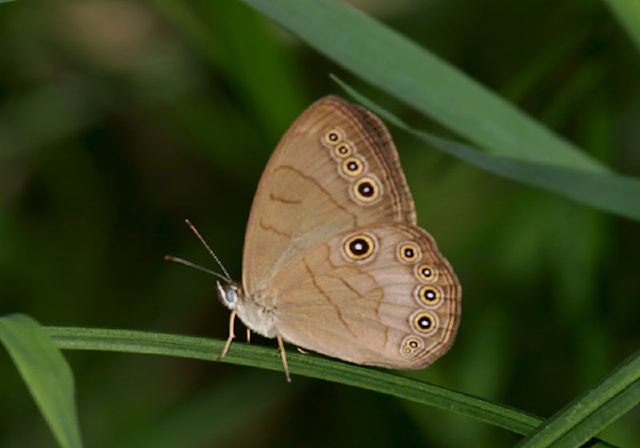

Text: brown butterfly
xmin=169 ymin=96 xmax=461 ymax=381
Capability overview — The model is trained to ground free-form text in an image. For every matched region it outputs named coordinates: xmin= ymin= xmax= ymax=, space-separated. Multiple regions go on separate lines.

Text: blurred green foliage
xmin=1 ymin=0 xmax=639 ymax=446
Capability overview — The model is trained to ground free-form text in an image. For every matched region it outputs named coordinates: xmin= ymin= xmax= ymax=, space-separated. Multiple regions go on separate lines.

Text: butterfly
xmin=169 ymin=96 xmax=461 ymax=381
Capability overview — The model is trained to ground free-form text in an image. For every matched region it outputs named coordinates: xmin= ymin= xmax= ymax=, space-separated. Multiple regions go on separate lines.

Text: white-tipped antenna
xmin=183 ymin=219 xmax=232 ymax=282
xmin=164 ymin=219 xmax=232 ymax=284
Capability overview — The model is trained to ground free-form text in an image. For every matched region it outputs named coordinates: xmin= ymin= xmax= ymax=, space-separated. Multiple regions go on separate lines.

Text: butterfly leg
xmin=220 ymin=310 xmax=237 ymax=359
xmin=277 ymin=334 xmax=291 ymax=383
xmin=246 ymin=328 xmax=251 ymax=344
xmin=296 ymin=347 xmax=309 ymax=355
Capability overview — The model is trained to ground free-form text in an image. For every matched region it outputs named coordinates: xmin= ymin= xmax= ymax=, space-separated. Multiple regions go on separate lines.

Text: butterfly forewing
xmin=242 ymin=96 xmax=416 ymax=294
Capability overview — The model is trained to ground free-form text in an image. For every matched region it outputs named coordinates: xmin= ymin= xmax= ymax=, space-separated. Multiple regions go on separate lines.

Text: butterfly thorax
xmin=216 ymin=281 xmax=276 ymax=338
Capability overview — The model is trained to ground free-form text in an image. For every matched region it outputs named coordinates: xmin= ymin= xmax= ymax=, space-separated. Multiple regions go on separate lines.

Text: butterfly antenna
xmin=164 ymin=255 xmax=232 ymax=284
xmin=184 ymin=219 xmax=232 ymax=282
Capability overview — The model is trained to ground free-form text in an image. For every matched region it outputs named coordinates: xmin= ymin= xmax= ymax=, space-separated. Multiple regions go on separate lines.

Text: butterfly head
xmin=216 ymin=280 xmax=243 ymax=310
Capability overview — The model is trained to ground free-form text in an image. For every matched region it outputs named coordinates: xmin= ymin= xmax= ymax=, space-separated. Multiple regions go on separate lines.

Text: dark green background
xmin=1 ymin=0 xmax=639 ymax=446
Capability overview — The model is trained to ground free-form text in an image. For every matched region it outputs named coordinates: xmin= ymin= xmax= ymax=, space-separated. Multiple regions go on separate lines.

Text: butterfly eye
xmin=333 ymin=143 xmax=353 ymax=159
xmin=323 ymin=128 xmax=343 ymax=145
xmin=400 ymin=336 xmax=424 ymax=357
xmin=352 ymin=176 xmax=381 ymax=203
xmin=343 ymin=233 xmax=376 ymax=261
xmin=398 ymin=242 xmax=421 ymax=263
xmin=415 ymin=285 xmax=442 ymax=307
xmin=416 ymin=263 xmax=437 ymax=282
xmin=412 ymin=311 xmax=438 ymax=335
xmin=341 ymin=156 xmax=365 ymax=177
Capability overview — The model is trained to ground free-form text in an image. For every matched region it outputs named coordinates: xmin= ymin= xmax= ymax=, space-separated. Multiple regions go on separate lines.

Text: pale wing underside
xmin=242 ymin=96 xmax=416 ymax=294
xmin=266 ymin=223 xmax=461 ymax=369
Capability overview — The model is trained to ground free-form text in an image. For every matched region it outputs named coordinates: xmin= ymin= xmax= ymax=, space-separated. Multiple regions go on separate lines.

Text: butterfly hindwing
xmin=266 ymin=223 xmax=461 ymax=369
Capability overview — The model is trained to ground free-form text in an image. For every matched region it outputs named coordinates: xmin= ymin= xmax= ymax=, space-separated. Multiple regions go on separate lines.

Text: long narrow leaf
xmin=241 ymin=0 xmax=604 ymax=172
xmin=335 ymin=78 xmax=640 ymax=221
xmin=45 ymin=326 xmax=611 ymax=446
xmin=0 ymin=314 xmax=83 ymax=448
xmin=517 ymin=348 xmax=640 ymax=448
xmin=46 ymin=326 xmax=540 ymax=434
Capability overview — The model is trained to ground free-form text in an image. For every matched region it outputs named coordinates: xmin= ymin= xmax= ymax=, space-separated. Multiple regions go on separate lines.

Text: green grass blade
xmin=241 ymin=0 xmax=604 ymax=172
xmin=604 ymin=0 xmax=640 ymax=55
xmin=0 ymin=315 xmax=83 ymax=448
xmin=46 ymin=326 xmax=540 ymax=434
xmin=44 ymin=326 xmax=608 ymax=446
xmin=517 ymin=349 xmax=640 ymax=448
xmin=336 ymin=78 xmax=640 ymax=221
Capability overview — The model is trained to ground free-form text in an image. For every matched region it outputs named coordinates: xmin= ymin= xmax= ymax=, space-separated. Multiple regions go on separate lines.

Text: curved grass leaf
xmin=0 ymin=314 xmax=82 ymax=448
xmin=335 ymin=78 xmax=640 ymax=221
xmin=44 ymin=326 xmax=610 ymax=446
xmin=240 ymin=0 xmax=604 ymax=172
xmin=517 ymin=348 xmax=640 ymax=448
xmin=45 ymin=326 xmax=540 ymax=434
